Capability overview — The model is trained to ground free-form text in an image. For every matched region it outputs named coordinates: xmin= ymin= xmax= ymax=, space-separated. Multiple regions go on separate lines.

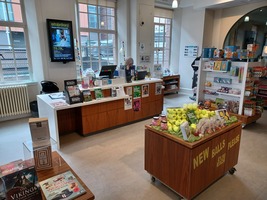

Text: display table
xmin=37 ymin=78 xmax=163 ymax=149
xmin=144 ymin=122 xmax=242 ymax=200
xmin=37 ymin=151 xmax=95 ymax=200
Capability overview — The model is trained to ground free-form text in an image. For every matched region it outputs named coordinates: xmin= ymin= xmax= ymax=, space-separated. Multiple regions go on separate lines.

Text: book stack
xmin=28 ymin=118 xmax=53 ymax=171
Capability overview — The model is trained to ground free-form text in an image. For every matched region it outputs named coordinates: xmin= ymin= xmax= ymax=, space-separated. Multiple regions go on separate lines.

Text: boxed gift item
xmin=28 ymin=118 xmax=53 ymax=171
xmin=0 ymin=160 xmax=42 ymax=200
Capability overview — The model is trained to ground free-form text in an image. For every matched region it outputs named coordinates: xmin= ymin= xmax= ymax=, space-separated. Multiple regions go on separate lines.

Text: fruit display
xmin=150 ymin=103 xmax=238 ymax=143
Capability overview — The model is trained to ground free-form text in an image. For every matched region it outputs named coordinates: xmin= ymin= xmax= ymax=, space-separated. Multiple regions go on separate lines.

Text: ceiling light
xmin=244 ymin=16 xmax=249 ymax=22
xmin=172 ymin=0 xmax=178 ymax=8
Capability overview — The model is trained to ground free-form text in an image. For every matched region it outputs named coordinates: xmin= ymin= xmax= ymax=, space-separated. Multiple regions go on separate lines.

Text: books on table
xmin=39 ymin=170 xmax=86 ymax=200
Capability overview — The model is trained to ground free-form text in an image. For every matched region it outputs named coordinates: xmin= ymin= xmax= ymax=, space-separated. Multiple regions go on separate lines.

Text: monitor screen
xmin=99 ymin=65 xmax=117 ymax=79
xmin=46 ymin=19 xmax=75 ymax=63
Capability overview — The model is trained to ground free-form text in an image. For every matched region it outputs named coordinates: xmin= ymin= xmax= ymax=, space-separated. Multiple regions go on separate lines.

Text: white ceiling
xmin=155 ymin=0 xmax=267 ymax=9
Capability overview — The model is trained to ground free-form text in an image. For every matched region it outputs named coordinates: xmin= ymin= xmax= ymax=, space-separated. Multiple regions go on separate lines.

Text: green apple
xmin=175 ymin=120 xmax=181 ymax=126
xmin=172 ymin=125 xmax=180 ymax=132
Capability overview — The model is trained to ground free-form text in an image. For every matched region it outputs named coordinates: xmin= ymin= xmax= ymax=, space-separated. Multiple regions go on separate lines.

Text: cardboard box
xmin=0 ymin=161 xmax=42 ymax=200
xmin=33 ymin=145 xmax=53 ymax=171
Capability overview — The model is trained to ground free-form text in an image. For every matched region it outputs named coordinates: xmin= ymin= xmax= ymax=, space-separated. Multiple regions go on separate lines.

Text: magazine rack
xmin=64 ymin=79 xmax=83 ymax=104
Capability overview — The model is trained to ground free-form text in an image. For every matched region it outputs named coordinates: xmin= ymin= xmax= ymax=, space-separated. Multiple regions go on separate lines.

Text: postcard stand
xmin=64 ymin=79 xmax=83 ymax=104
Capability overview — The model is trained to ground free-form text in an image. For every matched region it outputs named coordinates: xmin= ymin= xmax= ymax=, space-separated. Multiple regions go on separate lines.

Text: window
xmin=0 ymin=0 xmax=31 ymax=83
xmin=78 ymin=0 xmax=117 ymax=73
xmin=154 ymin=8 xmax=173 ymax=69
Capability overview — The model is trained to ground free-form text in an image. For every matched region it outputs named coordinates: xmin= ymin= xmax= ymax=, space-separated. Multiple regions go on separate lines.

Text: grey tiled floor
xmin=0 ymin=93 xmax=267 ymax=200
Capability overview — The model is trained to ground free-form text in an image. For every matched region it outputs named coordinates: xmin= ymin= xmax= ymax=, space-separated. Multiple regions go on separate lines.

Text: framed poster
xmin=126 ymin=86 xmax=132 ymax=96
xmin=133 ymin=98 xmax=141 ymax=112
xmin=142 ymin=84 xmax=149 ymax=97
xmin=133 ymin=86 xmax=141 ymax=98
xmin=124 ymin=97 xmax=132 ymax=110
xmin=155 ymin=83 xmax=162 ymax=95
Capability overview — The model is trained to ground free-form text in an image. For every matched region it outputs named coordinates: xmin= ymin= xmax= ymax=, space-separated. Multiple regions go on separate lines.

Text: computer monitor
xmin=99 ymin=65 xmax=117 ymax=79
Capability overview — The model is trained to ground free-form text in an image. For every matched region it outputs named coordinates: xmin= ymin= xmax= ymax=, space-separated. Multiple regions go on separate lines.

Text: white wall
xmin=25 ymin=0 xmax=77 ymax=94
xmin=24 ymin=0 xmax=267 ymax=99
xmin=176 ymin=7 xmax=206 ymax=94
xmin=212 ymin=1 xmax=267 ymax=48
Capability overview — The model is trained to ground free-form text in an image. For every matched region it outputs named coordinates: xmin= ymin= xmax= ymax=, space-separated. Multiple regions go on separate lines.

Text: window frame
xmin=0 ymin=0 xmax=32 ymax=84
xmin=154 ymin=12 xmax=172 ymax=70
xmin=77 ymin=1 xmax=117 ymax=74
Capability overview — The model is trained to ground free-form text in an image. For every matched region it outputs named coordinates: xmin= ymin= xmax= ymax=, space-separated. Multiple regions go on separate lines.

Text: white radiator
xmin=0 ymin=85 xmax=31 ymax=118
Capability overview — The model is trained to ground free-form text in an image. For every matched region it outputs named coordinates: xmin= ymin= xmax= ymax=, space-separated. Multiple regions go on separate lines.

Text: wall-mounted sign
xmin=184 ymin=45 xmax=198 ymax=57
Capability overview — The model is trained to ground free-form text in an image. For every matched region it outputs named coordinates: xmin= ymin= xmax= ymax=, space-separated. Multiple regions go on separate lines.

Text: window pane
xmin=79 ymin=13 xmax=88 ymax=28
xmin=154 ymin=17 xmax=159 ymax=23
xmin=159 ymin=18 xmax=165 ymax=24
xmin=11 ymin=0 xmax=20 ymax=3
xmin=106 ymin=16 xmax=115 ymax=30
xmin=11 ymin=28 xmax=26 ymax=48
xmin=98 ymin=6 xmax=107 ymax=15
xmin=89 ymin=14 xmax=97 ymax=28
xmin=107 ymin=7 xmax=114 ymax=16
xmin=99 ymin=15 xmax=106 ymax=29
xmin=0 ymin=2 xmax=8 ymax=21
xmin=8 ymin=3 xmax=22 ymax=22
xmin=88 ymin=5 xmax=97 ymax=14
xmin=79 ymin=3 xmax=87 ymax=12
xmin=89 ymin=32 xmax=98 ymax=46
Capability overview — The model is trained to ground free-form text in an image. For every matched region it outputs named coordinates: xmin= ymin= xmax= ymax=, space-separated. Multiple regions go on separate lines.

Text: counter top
xmin=79 ymin=77 xmax=163 ymax=91
xmin=38 ymin=78 xmax=162 ymax=110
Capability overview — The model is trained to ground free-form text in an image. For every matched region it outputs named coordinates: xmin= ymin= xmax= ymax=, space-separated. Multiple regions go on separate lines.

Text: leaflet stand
xmin=64 ymin=79 xmax=83 ymax=104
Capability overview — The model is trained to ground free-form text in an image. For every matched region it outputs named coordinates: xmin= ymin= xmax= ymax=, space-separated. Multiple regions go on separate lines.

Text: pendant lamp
xmin=172 ymin=0 xmax=178 ymax=8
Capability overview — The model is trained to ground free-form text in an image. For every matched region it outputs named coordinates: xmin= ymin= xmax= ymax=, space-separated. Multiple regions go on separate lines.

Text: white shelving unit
xmin=197 ymin=59 xmax=262 ymax=126
xmin=197 ymin=59 xmax=249 ymax=115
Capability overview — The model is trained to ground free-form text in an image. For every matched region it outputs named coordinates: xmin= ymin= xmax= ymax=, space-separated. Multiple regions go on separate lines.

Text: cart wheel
xmin=242 ymin=123 xmax=246 ymax=128
xmin=229 ymin=167 xmax=236 ymax=175
xmin=151 ymin=176 xmax=156 ymax=182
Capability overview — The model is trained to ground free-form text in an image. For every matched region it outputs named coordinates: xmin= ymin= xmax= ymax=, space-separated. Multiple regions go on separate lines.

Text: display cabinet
xmin=256 ymin=76 xmax=267 ymax=108
xmin=196 ymin=59 xmax=262 ymax=126
xmin=162 ymin=75 xmax=180 ymax=94
xmin=145 ymin=122 xmax=242 ymax=200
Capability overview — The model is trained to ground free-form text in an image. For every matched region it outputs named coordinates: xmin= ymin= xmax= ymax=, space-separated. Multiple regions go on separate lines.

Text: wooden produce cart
xmin=144 ymin=122 xmax=242 ymax=200
xmin=230 ymin=112 xmax=261 ymax=128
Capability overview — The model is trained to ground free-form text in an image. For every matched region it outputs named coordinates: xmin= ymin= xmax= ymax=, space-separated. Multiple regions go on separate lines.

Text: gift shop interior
xmin=1 ymin=0 xmax=267 ymax=200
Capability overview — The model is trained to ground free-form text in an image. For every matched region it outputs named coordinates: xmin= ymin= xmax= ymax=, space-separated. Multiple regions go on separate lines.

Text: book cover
xmin=213 ymin=61 xmax=222 ymax=71
xmin=94 ymin=88 xmax=103 ymax=99
xmin=220 ymin=61 xmax=227 ymax=71
xmin=0 ymin=159 xmax=24 ymax=177
xmin=82 ymin=90 xmax=92 ymax=102
xmin=1 ymin=164 xmax=42 ymax=200
xmin=39 ymin=170 xmax=86 ymax=200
